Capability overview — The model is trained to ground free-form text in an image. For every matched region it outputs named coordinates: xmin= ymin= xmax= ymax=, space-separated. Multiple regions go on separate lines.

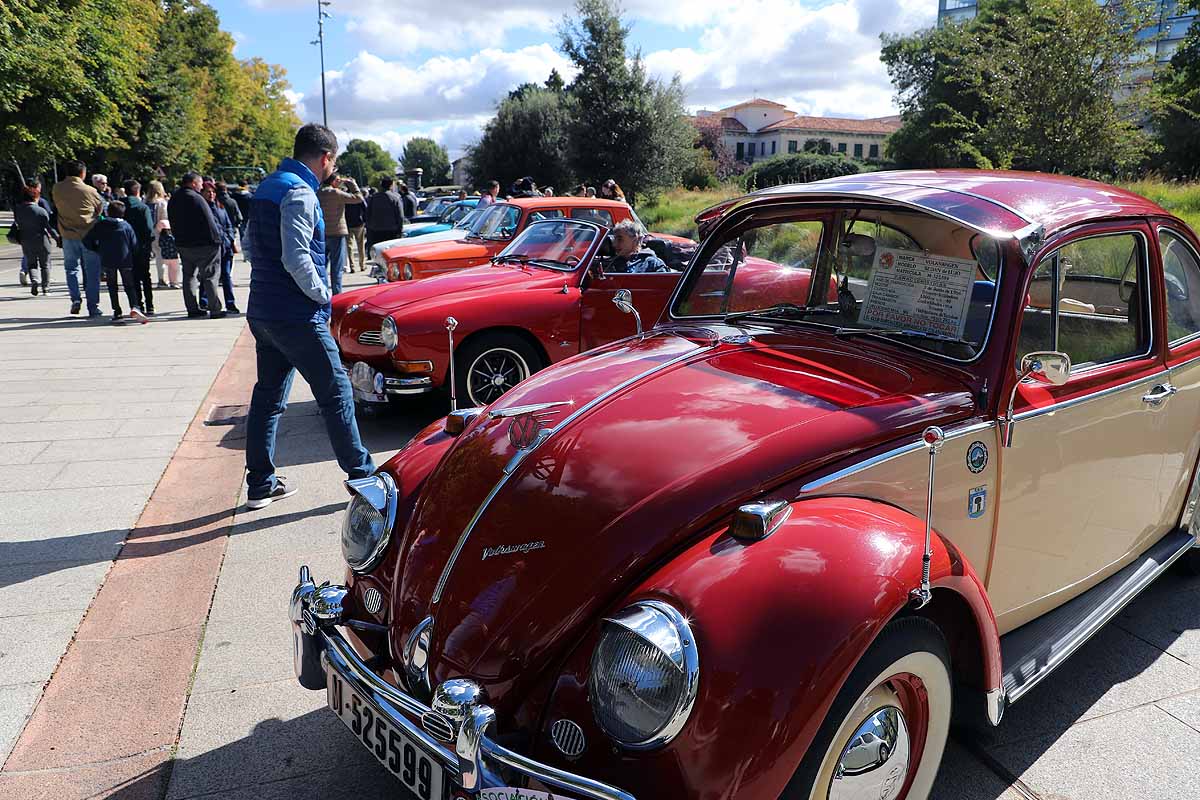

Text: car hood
xmin=380 ymin=236 xmax=494 ymax=264
xmin=387 ymin=327 xmax=975 ymax=709
xmin=362 ymin=264 xmax=568 ymax=314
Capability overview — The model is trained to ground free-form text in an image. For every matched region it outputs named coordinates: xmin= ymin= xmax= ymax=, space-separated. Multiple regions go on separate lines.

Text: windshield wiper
xmin=834 ymin=326 xmax=962 ymax=344
xmin=492 ymin=254 xmax=532 ymax=266
xmin=724 ymin=303 xmax=840 ymax=322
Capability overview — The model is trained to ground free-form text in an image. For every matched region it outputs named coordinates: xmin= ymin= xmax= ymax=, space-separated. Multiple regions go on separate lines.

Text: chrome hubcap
xmin=829 ymin=706 xmax=910 ymax=800
xmin=468 ymin=348 xmax=529 ymax=405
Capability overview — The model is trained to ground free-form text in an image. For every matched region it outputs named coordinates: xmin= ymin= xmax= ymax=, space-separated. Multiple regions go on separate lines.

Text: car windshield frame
xmin=492 ymin=218 xmax=605 ymax=273
xmin=667 ymin=203 xmax=1006 ymax=364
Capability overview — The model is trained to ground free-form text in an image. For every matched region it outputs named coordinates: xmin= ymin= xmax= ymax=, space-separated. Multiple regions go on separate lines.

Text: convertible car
xmin=292 ymin=170 xmax=1200 ymax=800
xmin=377 ymin=197 xmax=647 ymax=282
xmin=333 ymin=220 xmax=702 ymax=407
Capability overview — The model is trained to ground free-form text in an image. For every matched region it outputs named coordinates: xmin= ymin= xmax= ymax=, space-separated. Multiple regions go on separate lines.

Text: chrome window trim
xmin=1011 ymin=370 xmax=1169 ymax=422
xmin=1016 ymin=230 xmax=1154 ymax=375
xmin=1157 ymin=225 xmax=1200 ymax=348
xmin=431 ymin=338 xmax=719 ymax=604
xmin=800 ymin=420 xmax=996 ymax=494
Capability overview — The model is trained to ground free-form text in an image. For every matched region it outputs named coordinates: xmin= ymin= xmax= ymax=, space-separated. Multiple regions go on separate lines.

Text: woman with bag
xmin=13 ymin=182 xmax=60 ymax=296
xmin=146 ymin=180 xmax=180 ymax=288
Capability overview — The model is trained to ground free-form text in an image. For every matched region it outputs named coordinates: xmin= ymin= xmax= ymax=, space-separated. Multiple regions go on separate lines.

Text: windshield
xmin=423 ymin=197 xmax=451 ymax=216
xmin=672 ymin=209 xmax=1003 ymax=361
xmin=455 ymin=208 xmax=484 ymax=230
xmin=470 ymin=204 xmax=521 ymax=240
xmin=493 ymin=219 xmax=599 ymax=271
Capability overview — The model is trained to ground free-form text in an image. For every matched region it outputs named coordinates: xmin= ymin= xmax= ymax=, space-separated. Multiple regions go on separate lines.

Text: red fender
xmin=531 ymin=496 xmax=1000 ymax=800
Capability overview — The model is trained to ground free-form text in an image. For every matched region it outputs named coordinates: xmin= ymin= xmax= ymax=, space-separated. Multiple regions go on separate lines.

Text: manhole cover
xmin=205 ymin=404 xmax=249 ymax=426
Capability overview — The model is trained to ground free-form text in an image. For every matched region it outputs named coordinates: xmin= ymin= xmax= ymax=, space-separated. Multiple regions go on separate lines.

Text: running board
xmin=999 ymin=528 xmax=1195 ymax=707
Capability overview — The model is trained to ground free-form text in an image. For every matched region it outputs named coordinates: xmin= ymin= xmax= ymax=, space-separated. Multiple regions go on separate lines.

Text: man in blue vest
xmin=243 ymin=124 xmax=375 ymax=509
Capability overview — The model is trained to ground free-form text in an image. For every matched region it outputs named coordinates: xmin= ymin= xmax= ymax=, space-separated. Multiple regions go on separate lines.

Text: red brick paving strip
xmin=0 ymin=326 xmax=257 ymax=800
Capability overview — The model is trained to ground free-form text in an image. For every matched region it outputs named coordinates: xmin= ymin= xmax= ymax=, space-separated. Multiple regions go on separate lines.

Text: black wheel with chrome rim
xmin=454 ymin=333 xmax=543 ymax=408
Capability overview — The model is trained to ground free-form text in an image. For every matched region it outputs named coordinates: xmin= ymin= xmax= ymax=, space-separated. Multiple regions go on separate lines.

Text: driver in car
xmin=606 ymin=220 xmax=669 ymax=274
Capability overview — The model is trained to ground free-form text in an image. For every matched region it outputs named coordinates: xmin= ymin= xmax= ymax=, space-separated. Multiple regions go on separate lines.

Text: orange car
xmin=380 ymin=197 xmax=644 ymax=281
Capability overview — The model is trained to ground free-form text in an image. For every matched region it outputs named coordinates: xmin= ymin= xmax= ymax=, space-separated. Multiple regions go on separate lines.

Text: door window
xmin=529 ymin=209 xmax=564 ymax=221
xmin=1017 ymin=232 xmax=1150 ymax=369
xmin=1161 ymin=229 xmax=1200 ymax=343
xmin=571 ymin=208 xmax=613 ymax=227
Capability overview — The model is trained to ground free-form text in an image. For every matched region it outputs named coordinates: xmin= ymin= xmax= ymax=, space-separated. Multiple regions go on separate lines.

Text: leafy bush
xmin=742 ymin=153 xmax=863 ymax=190
xmin=680 ymin=149 xmax=720 ymax=191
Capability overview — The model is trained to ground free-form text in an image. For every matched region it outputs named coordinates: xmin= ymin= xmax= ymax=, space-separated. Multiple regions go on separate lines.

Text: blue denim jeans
xmin=62 ymin=238 xmax=102 ymax=314
xmin=220 ymin=249 xmax=237 ymax=309
xmin=245 ymin=317 xmax=375 ymax=498
xmin=325 ymin=236 xmax=346 ymax=295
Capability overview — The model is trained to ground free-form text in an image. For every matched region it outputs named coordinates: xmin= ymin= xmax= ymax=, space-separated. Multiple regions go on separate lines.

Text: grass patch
xmin=640 ymin=179 xmax=1200 ymax=243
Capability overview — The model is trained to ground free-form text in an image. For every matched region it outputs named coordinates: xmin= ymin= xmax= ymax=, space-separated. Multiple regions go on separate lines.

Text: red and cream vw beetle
xmin=290 ymin=170 xmax=1200 ymax=800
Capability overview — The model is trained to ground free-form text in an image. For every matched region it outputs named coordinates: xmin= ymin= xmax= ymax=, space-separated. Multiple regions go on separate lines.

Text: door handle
xmin=1142 ymin=383 xmax=1178 ymax=406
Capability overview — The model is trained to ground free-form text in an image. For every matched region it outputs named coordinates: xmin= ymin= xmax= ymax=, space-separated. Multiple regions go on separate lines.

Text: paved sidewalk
xmin=0 ymin=241 xmax=249 ymax=766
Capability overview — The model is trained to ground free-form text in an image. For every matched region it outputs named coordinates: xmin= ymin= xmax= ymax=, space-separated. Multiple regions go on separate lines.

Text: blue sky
xmin=209 ymin=0 xmax=935 ymax=159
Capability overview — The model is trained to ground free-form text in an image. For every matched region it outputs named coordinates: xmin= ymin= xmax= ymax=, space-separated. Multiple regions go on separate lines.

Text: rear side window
xmin=1017 ymin=232 xmax=1150 ymax=369
xmin=530 ymin=209 xmax=564 ymax=221
xmin=571 ymin=208 xmax=614 ymax=227
xmin=1161 ymin=229 xmax=1200 ymax=344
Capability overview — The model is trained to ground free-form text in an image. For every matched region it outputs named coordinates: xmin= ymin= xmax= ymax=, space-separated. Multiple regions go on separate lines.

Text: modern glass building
xmin=937 ymin=1 xmax=1197 ymax=63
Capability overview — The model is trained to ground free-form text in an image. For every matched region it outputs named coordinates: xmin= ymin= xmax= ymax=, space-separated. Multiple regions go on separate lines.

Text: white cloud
xmin=343 ymin=117 xmax=492 ymax=161
xmin=643 ymin=0 xmax=936 ymax=118
xmin=300 ymin=45 xmax=574 ymax=127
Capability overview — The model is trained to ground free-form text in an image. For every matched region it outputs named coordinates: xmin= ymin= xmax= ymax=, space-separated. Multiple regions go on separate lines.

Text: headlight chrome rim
xmin=589 ymin=599 xmax=699 ymax=750
xmin=381 ymin=316 xmax=399 ymax=352
xmin=341 ymin=472 xmax=398 ymax=573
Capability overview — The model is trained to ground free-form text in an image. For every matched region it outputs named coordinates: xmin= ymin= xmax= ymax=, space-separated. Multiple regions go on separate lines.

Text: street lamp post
xmin=312 ymin=0 xmax=332 ymax=127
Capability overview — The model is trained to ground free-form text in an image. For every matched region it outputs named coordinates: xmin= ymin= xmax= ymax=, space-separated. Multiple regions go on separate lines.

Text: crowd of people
xmin=7 ymin=146 xmax=634 ymax=321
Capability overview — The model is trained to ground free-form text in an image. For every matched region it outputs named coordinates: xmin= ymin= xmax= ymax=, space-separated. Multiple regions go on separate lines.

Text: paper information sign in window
xmin=859 ymin=247 xmax=978 ymax=339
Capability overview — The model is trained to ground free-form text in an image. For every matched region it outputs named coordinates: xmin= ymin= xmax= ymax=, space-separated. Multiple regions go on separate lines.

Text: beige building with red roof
xmin=694 ymin=98 xmax=901 ymax=164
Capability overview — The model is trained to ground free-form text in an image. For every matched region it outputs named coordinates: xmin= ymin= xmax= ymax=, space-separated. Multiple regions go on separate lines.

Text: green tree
xmin=0 ymin=0 xmax=159 ymax=174
xmin=337 ymin=139 xmax=398 ymax=187
xmin=1153 ymin=2 xmax=1200 ymax=178
xmin=210 ymin=59 xmax=301 ymax=173
xmin=558 ymin=0 xmax=693 ymax=202
xmin=402 ymin=137 xmax=451 ymax=185
xmin=882 ymin=0 xmax=1157 ymax=175
xmin=469 ymin=87 xmax=574 ymax=192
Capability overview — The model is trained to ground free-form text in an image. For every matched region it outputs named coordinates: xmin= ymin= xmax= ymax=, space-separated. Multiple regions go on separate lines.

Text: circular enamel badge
xmin=967 ymin=441 xmax=989 ymax=474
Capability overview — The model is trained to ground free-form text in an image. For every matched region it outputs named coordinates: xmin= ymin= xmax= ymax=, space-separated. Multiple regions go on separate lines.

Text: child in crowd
xmin=82 ymin=201 xmax=147 ymax=324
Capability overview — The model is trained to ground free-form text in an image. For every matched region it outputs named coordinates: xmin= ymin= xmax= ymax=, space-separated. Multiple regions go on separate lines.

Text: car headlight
xmin=589 ymin=600 xmax=699 ymax=749
xmin=403 ymin=262 xmax=413 ymax=280
xmin=341 ymin=472 xmax=397 ymax=572
xmin=381 ymin=316 xmax=399 ymax=352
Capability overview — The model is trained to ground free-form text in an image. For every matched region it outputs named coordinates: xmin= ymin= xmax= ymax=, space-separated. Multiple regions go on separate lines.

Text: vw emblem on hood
xmin=508 ymin=413 xmax=542 ymax=450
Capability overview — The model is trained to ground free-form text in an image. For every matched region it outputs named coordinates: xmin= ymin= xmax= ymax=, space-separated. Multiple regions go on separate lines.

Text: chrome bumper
xmin=342 ymin=364 xmax=435 ymax=396
xmin=290 ymin=567 xmax=635 ymax=800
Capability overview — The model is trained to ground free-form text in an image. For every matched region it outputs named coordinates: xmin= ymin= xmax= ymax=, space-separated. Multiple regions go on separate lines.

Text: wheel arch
xmin=449 ymin=326 xmax=551 ymax=385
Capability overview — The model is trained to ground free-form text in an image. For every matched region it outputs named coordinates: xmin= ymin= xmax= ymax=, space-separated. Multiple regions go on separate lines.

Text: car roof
xmin=504 ymin=197 xmax=630 ymax=209
xmin=753 ymin=169 xmax=1173 ymax=239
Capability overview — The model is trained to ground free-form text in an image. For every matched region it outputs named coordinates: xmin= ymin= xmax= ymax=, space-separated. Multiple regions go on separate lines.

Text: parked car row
xmin=291 ymin=170 xmax=1200 ymax=800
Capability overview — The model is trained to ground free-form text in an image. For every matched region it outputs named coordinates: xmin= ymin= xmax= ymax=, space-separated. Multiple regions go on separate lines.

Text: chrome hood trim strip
xmin=430 ymin=334 xmax=720 ymax=604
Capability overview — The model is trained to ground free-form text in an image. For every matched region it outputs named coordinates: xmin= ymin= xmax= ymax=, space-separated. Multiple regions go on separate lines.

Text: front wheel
xmin=454 ymin=333 xmax=543 ymax=408
xmin=782 ymin=616 xmax=952 ymax=800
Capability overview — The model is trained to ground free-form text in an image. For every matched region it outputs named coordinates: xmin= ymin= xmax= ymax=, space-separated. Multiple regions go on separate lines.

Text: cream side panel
xmin=1167 ymin=356 xmax=1200 ymax=526
xmin=989 ymin=375 xmax=1175 ymax=633
xmin=801 ymin=424 xmax=999 ymax=592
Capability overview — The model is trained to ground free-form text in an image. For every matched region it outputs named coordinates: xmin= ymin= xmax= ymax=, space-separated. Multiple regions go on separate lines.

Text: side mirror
xmin=1003 ymin=351 xmax=1071 ymax=447
xmin=1020 ymin=351 xmax=1071 ymax=386
xmin=612 ymin=289 xmax=643 ymax=336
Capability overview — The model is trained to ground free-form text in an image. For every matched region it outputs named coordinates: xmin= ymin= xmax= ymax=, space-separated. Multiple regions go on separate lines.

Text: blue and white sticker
xmin=966 ymin=441 xmax=989 ymax=474
xmin=968 ymin=486 xmax=987 ymax=519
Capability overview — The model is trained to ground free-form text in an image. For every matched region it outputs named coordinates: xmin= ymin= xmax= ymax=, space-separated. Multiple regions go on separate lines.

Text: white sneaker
xmin=130 ymin=308 xmax=149 ymax=324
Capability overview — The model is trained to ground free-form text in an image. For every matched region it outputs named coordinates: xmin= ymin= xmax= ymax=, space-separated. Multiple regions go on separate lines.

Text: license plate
xmin=350 ymin=361 xmax=388 ymax=404
xmin=328 ymin=671 xmax=446 ymax=799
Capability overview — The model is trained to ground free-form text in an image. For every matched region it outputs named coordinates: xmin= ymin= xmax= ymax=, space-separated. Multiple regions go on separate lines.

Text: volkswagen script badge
xmin=508 ymin=413 xmax=542 ymax=449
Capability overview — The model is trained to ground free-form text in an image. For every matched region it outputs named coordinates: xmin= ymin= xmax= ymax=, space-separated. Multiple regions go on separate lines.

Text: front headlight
xmin=341 ymin=472 xmax=397 ymax=572
xmin=402 ymin=262 xmax=413 ymax=280
xmin=381 ymin=316 xmax=399 ymax=351
xmin=589 ymin=600 xmax=699 ymax=749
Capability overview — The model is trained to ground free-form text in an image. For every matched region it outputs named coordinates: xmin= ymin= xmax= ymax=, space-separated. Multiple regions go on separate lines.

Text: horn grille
xmin=550 ymin=718 xmax=587 ymax=758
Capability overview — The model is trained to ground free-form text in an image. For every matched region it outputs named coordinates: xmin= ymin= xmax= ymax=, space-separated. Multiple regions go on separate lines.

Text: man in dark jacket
xmin=203 ymin=180 xmax=241 ymax=314
xmin=82 ymin=201 xmax=146 ymax=323
xmin=344 ymin=197 xmax=366 ymax=272
xmin=242 ymin=123 xmax=375 ymax=509
xmin=231 ymin=180 xmax=253 ymax=237
xmin=122 ymin=180 xmax=156 ymax=315
xmin=365 ymin=176 xmax=404 ymax=250
xmin=168 ymin=171 xmax=225 ymax=318
xmin=216 ymin=181 xmax=243 ymax=232
xmin=398 ymin=182 xmax=417 ymax=220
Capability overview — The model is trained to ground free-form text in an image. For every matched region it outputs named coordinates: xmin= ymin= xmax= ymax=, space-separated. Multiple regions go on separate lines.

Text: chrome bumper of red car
xmin=290 ymin=567 xmax=635 ymax=800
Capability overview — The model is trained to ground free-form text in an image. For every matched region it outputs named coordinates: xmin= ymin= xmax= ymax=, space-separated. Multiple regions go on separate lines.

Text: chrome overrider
xmin=290 ymin=566 xmax=637 ymax=800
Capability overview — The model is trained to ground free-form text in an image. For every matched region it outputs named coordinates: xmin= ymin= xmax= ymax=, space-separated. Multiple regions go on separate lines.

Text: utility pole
xmin=312 ymin=0 xmax=332 ymax=127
